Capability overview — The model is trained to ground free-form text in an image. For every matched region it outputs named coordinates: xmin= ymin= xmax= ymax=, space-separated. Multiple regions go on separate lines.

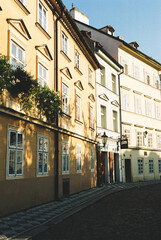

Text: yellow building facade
xmin=0 ymin=0 xmax=99 ymax=216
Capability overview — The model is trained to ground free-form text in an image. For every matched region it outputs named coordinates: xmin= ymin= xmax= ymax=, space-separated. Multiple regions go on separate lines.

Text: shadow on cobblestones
xmin=32 ymin=183 xmax=161 ymax=240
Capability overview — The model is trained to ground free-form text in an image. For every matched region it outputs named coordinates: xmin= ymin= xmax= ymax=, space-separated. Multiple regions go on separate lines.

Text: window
xmin=145 ymin=100 xmax=151 ymax=117
xmin=156 ymin=104 xmax=160 ymax=120
xmin=122 ymin=59 xmax=128 ymax=75
xmin=138 ymin=158 xmax=143 ymax=174
xmin=76 ymin=144 xmax=81 ymax=172
xmin=38 ymin=1 xmax=47 ymax=31
xmin=75 ymin=49 xmax=80 ymax=69
xmin=38 ymin=63 xmax=48 ymax=87
xmin=101 ymin=105 xmax=106 ymax=129
xmin=62 ymin=83 xmax=69 ymax=114
xmin=76 ymin=95 xmax=81 ymax=121
xmin=148 ymin=133 xmax=153 ymax=148
xmin=122 ymin=93 xmax=129 ymax=111
xmin=8 ymin=129 xmax=23 ymax=177
xmin=135 ymin=96 xmax=141 ymax=114
xmin=90 ymin=104 xmax=94 ymax=129
xmin=11 ymin=41 xmax=25 ymax=68
xmin=37 ymin=136 xmax=48 ymax=175
xmin=154 ymin=76 xmax=159 ymax=89
xmin=62 ymin=31 xmax=68 ymax=55
xmin=134 ymin=65 xmax=139 ymax=80
xmin=124 ymin=129 xmax=131 ymax=146
xmin=158 ymin=160 xmax=161 ymax=173
xmin=149 ymin=159 xmax=154 ymax=173
xmin=137 ymin=131 xmax=143 ymax=146
xmin=100 ymin=66 xmax=105 ymax=86
xmin=90 ymin=147 xmax=94 ymax=171
xmin=144 ymin=71 xmax=150 ymax=84
xmin=89 ymin=68 xmax=93 ymax=86
xmin=62 ymin=142 xmax=69 ymax=173
xmin=112 ymin=74 xmax=116 ymax=93
xmin=157 ymin=134 xmax=161 ymax=149
xmin=113 ymin=111 xmax=118 ymax=132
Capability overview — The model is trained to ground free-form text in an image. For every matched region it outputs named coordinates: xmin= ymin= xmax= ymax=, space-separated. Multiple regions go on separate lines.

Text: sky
xmin=62 ymin=0 xmax=161 ymax=63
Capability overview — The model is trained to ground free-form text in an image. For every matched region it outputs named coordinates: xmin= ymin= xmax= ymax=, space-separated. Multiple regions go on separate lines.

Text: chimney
xmin=117 ymin=36 xmax=123 ymax=40
xmin=129 ymin=41 xmax=139 ymax=50
xmin=99 ymin=25 xmax=115 ymax=36
xmin=70 ymin=8 xmax=89 ymax=25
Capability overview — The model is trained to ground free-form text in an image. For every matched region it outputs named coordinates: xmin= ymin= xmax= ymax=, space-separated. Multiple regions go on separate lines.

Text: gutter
xmin=118 ymin=69 xmax=124 ymax=139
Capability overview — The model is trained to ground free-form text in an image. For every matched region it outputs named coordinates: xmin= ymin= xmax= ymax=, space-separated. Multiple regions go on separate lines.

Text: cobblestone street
xmin=32 ymin=183 xmax=161 ymax=240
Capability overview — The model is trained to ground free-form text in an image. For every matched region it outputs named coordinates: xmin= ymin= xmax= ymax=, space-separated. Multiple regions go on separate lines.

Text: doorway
xmin=125 ymin=159 xmax=132 ymax=182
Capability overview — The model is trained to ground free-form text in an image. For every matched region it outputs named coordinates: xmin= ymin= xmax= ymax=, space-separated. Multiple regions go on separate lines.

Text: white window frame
xmin=89 ymin=68 xmax=93 ymax=86
xmin=122 ymin=58 xmax=128 ymax=75
xmin=76 ymin=144 xmax=82 ymax=173
xmin=90 ymin=103 xmax=94 ymax=129
xmin=135 ymin=96 xmax=142 ymax=114
xmin=124 ymin=128 xmax=131 ymax=146
xmin=75 ymin=49 xmax=80 ymax=69
xmin=62 ymin=83 xmax=69 ymax=114
xmin=113 ymin=110 xmax=118 ymax=132
xmin=37 ymin=136 xmax=48 ymax=175
xmin=8 ymin=129 xmax=23 ymax=177
xmin=38 ymin=62 xmax=48 ymax=87
xmin=156 ymin=103 xmax=161 ymax=120
xmin=157 ymin=134 xmax=161 ymax=149
xmin=100 ymin=66 xmax=106 ymax=86
xmin=112 ymin=74 xmax=116 ymax=93
xmin=62 ymin=31 xmax=68 ymax=56
xmin=76 ymin=94 xmax=81 ymax=121
xmin=38 ymin=0 xmax=48 ymax=31
xmin=144 ymin=71 xmax=150 ymax=84
xmin=10 ymin=40 xmax=25 ymax=69
xmin=137 ymin=131 xmax=143 ymax=147
xmin=122 ymin=92 xmax=129 ymax=111
xmin=149 ymin=159 xmax=154 ymax=173
xmin=145 ymin=100 xmax=151 ymax=117
xmin=62 ymin=142 xmax=69 ymax=173
xmin=138 ymin=158 xmax=143 ymax=174
xmin=154 ymin=76 xmax=159 ymax=89
xmin=90 ymin=147 xmax=94 ymax=171
xmin=134 ymin=65 xmax=139 ymax=80
xmin=147 ymin=133 xmax=153 ymax=148
xmin=101 ymin=105 xmax=106 ymax=129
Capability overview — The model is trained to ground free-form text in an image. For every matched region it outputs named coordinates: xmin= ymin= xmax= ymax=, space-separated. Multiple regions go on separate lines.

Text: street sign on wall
xmin=121 ymin=138 xmax=128 ymax=149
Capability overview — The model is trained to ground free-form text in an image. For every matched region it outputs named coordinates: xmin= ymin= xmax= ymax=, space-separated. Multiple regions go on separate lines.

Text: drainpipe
xmin=55 ymin=7 xmax=65 ymax=200
xmin=118 ymin=68 xmax=124 ymax=182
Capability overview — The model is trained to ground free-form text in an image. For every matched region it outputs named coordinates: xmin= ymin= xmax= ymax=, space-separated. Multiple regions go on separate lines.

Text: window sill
xmin=60 ymin=50 xmax=71 ymax=63
xmin=14 ymin=0 xmax=30 ymax=15
xmin=88 ymin=82 xmax=95 ymax=89
xmin=62 ymin=171 xmax=69 ymax=175
xmin=61 ymin=111 xmax=72 ymax=119
xmin=35 ymin=22 xmax=51 ymax=39
xmin=74 ymin=66 xmax=83 ymax=75
xmin=76 ymin=170 xmax=82 ymax=174
xmin=37 ymin=173 xmax=49 ymax=177
xmin=75 ymin=119 xmax=83 ymax=125
xmin=6 ymin=175 xmax=23 ymax=180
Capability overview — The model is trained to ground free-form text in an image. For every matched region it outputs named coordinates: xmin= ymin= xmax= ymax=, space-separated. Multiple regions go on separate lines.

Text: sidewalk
xmin=0 ymin=180 xmax=160 ymax=240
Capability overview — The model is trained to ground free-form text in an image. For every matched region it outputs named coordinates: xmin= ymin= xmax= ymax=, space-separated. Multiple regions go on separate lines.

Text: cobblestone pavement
xmin=0 ymin=181 xmax=160 ymax=240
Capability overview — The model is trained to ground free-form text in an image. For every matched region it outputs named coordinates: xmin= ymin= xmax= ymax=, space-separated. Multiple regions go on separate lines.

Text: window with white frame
xmin=158 ymin=159 xmax=161 ymax=173
xmin=135 ymin=96 xmax=142 ymax=114
xmin=145 ymin=100 xmax=151 ymax=117
xmin=137 ymin=131 xmax=143 ymax=146
xmin=101 ymin=105 xmax=106 ymax=129
xmin=122 ymin=93 xmax=129 ymax=111
xmin=90 ymin=147 xmax=94 ymax=171
xmin=8 ymin=129 xmax=23 ymax=177
xmin=154 ymin=76 xmax=159 ymax=89
xmin=62 ymin=83 xmax=69 ymax=114
xmin=75 ymin=49 xmax=80 ymax=69
xmin=156 ymin=103 xmax=161 ymax=120
xmin=38 ymin=1 xmax=47 ymax=31
xmin=11 ymin=41 xmax=25 ymax=68
xmin=76 ymin=94 xmax=81 ymax=121
xmin=134 ymin=65 xmax=139 ymax=80
xmin=62 ymin=142 xmax=69 ymax=173
xmin=124 ymin=129 xmax=131 ymax=146
xmin=37 ymin=136 xmax=48 ymax=174
xmin=76 ymin=144 xmax=82 ymax=172
xmin=113 ymin=110 xmax=118 ymax=132
xmin=112 ymin=74 xmax=116 ymax=93
xmin=38 ymin=63 xmax=48 ymax=87
xmin=100 ymin=66 xmax=105 ymax=86
xmin=89 ymin=68 xmax=93 ymax=86
xmin=138 ymin=158 xmax=143 ymax=174
xmin=62 ymin=31 xmax=68 ymax=55
xmin=148 ymin=133 xmax=153 ymax=148
xmin=122 ymin=58 xmax=128 ymax=75
xmin=144 ymin=71 xmax=150 ymax=84
xmin=90 ymin=104 xmax=94 ymax=129
xmin=149 ymin=159 xmax=154 ymax=173
xmin=157 ymin=134 xmax=161 ymax=149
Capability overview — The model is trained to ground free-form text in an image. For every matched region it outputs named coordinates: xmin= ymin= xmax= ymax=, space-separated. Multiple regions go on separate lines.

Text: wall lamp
xmin=101 ymin=132 xmax=108 ymax=147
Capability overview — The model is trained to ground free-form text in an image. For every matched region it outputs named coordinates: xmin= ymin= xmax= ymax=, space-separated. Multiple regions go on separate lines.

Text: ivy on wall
xmin=0 ymin=55 xmax=61 ymax=124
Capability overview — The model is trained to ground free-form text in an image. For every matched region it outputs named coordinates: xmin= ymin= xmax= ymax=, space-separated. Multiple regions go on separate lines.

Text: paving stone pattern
xmin=0 ymin=181 xmax=160 ymax=240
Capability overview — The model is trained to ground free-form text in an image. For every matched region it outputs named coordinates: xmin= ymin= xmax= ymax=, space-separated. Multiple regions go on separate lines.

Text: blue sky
xmin=62 ymin=0 xmax=161 ymax=63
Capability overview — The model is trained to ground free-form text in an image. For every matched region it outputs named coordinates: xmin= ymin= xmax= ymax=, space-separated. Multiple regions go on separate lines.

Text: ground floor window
xmin=76 ymin=144 xmax=82 ymax=172
xmin=62 ymin=142 xmax=69 ymax=173
xmin=37 ymin=136 xmax=48 ymax=175
xmin=158 ymin=160 xmax=161 ymax=173
xmin=8 ymin=129 xmax=23 ymax=177
xmin=149 ymin=159 xmax=154 ymax=173
xmin=138 ymin=158 xmax=143 ymax=174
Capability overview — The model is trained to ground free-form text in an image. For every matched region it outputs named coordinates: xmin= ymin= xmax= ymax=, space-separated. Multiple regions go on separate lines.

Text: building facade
xmin=0 ymin=0 xmax=99 ymax=216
